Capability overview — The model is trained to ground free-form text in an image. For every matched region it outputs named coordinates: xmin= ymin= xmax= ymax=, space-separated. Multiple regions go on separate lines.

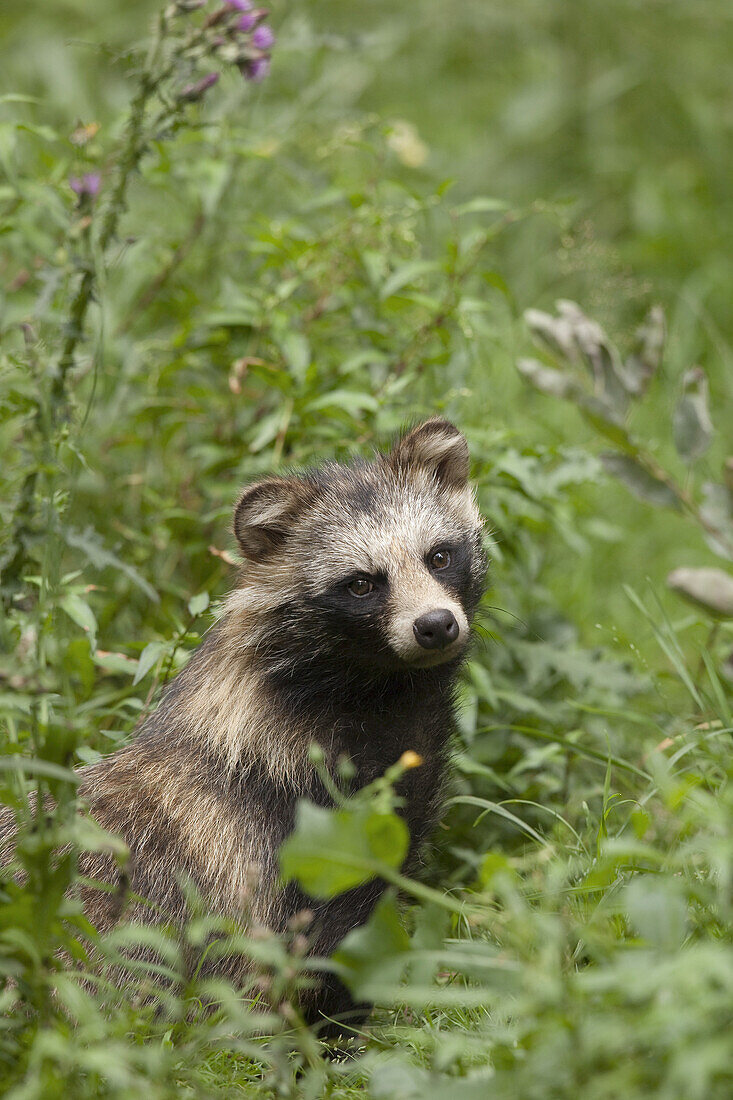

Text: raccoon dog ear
xmin=388 ymin=418 xmax=470 ymax=489
xmin=233 ymin=478 xmax=305 ymax=561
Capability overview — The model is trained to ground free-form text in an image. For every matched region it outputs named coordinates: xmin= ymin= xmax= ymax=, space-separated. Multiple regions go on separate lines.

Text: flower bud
xmin=69 ymin=173 xmax=101 ymax=199
xmin=240 ymin=56 xmax=270 ymax=82
xmin=178 ymin=72 xmax=220 ymax=102
xmin=252 ymin=23 xmax=275 ymax=49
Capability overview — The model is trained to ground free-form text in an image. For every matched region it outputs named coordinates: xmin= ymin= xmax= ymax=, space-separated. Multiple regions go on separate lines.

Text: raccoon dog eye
xmin=429 ymin=549 xmax=451 ymax=570
xmin=348 ymin=577 xmax=374 ymax=598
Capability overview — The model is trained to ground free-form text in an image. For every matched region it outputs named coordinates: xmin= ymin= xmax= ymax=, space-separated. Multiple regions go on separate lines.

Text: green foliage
xmin=518 ymin=298 xmax=733 ymax=620
xmin=1 ymin=1 xmax=732 ymax=1097
xmin=281 ymin=802 xmax=409 ymax=899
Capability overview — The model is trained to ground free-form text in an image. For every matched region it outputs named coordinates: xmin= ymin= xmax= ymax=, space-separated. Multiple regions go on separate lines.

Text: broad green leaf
xmin=92 ymin=650 xmax=137 ymax=674
xmin=624 ymin=877 xmax=687 ymax=952
xmin=0 ymin=757 xmax=79 ymax=783
xmin=479 ymin=851 xmax=515 ymax=888
xmin=338 ymin=349 xmax=389 ymax=375
xmin=247 ymin=410 xmax=282 ymax=453
xmin=133 ymin=640 xmax=167 ymax=685
xmin=370 ymin=1060 xmax=429 ymax=1100
xmin=279 ymin=800 xmax=408 ymax=898
xmin=187 ymin=591 xmax=210 ymax=617
xmin=371 ymin=1056 xmax=492 ymax=1099
xmin=60 ymin=594 xmax=97 ymax=651
xmin=333 ymin=892 xmax=410 ymax=1000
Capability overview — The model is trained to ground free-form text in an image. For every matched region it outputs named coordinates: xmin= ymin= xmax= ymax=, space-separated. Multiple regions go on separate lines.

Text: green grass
xmin=1 ymin=1 xmax=732 ymax=1096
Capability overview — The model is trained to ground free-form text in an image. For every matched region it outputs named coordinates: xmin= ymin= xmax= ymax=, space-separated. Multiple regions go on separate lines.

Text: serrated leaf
xmin=133 ymin=641 xmax=167 ymax=685
xmin=601 ymin=452 xmax=680 ymax=509
xmin=673 ymin=367 xmax=713 ymax=463
xmin=187 ymin=591 xmax=210 ymax=617
xmin=667 ymin=567 xmax=733 ymax=618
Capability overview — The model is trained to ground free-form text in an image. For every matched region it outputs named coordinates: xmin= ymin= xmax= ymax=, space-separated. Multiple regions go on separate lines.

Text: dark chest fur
xmin=264 ymin=661 xmax=457 ymax=852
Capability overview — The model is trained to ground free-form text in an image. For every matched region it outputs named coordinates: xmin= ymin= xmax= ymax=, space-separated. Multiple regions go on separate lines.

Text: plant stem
xmin=53 ymin=71 xmax=158 ymax=412
xmin=3 ymin=10 xmax=170 ymax=599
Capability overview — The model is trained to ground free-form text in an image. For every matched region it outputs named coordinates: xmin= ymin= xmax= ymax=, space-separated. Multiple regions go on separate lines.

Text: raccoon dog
xmin=6 ymin=418 xmax=487 ymax=1036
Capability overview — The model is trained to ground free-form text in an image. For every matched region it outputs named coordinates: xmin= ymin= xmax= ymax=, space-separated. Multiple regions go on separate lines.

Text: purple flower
xmin=251 ymin=23 xmax=274 ymax=49
xmin=237 ymin=12 xmax=257 ymax=30
xmin=225 ymin=0 xmax=252 ymax=9
xmin=69 ymin=173 xmax=101 ymax=198
xmin=179 ymin=71 xmax=220 ymax=101
xmin=241 ymin=56 xmax=270 ymax=82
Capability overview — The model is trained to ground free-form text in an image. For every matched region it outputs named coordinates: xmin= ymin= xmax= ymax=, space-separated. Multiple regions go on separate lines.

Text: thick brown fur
xmin=1 ymin=419 xmax=487 ymax=1036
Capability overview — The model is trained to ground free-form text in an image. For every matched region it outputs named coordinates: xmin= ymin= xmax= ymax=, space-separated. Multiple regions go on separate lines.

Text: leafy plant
xmin=1 ymin=1 xmax=731 ymax=1097
xmin=519 ymin=301 xmax=733 ymax=622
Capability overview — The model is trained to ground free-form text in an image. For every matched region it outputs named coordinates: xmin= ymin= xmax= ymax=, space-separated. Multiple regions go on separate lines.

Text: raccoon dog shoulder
xmin=76 ymin=419 xmax=486 ymax=1033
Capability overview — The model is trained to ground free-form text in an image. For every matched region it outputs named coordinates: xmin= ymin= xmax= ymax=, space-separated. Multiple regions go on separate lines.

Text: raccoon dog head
xmin=232 ymin=419 xmax=486 ymax=679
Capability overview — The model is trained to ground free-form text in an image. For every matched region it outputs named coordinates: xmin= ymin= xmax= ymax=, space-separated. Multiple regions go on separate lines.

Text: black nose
xmin=413 ymin=609 xmax=460 ymax=651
